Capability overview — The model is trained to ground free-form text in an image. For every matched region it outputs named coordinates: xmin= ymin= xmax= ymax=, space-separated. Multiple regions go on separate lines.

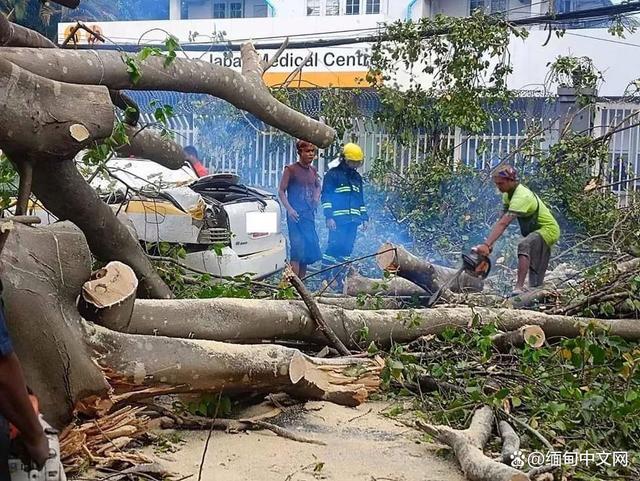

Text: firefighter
xmin=320 ymin=143 xmax=368 ymax=289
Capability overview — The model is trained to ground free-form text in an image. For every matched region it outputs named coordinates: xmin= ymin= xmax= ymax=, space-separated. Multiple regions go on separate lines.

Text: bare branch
xmin=261 ymin=37 xmax=289 ymax=72
xmin=0 ymin=13 xmax=56 ymax=48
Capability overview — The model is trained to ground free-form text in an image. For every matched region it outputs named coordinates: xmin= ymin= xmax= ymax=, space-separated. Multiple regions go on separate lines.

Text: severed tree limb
xmin=86 ymin=323 xmax=382 ymax=407
xmin=119 ymin=124 xmax=188 ymax=170
xmin=0 ymin=57 xmax=114 ymax=161
xmin=285 ymin=266 xmax=351 ymax=356
xmin=497 ymin=421 xmax=520 ymax=465
xmin=343 ymin=269 xmax=426 ymax=297
xmin=499 ymin=410 xmax=554 ymax=452
xmin=109 ymin=90 xmax=140 ymax=126
xmin=128 ymin=298 xmax=640 ymax=348
xmin=0 ymin=13 xmax=56 ymax=48
xmin=418 ymin=406 xmax=529 ymax=481
xmin=30 ymin=158 xmax=174 ymax=299
xmin=0 ymin=46 xmax=336 ymax=147
xmin=491 ymin=326 xmax=546 ymax=353
xmin=376 ymin=243 xmax=484 ymax=295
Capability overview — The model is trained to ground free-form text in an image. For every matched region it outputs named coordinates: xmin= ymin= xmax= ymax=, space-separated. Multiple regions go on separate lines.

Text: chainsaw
xmin=4 ymin=394 xmax=66 ymax=481
xmin=425 ymin=249 xmax=491 ymax=307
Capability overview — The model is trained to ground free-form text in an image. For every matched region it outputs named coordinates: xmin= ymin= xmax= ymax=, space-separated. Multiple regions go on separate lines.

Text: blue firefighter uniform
xmin=320 ymin=161 xmax=368 ymax=284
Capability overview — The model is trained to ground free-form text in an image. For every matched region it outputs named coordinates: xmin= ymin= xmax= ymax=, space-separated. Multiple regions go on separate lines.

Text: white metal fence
xmin=161 ymin=107 xmax=639 ymax=199
xmin=594 ymin=103 xmax=640 ymax=205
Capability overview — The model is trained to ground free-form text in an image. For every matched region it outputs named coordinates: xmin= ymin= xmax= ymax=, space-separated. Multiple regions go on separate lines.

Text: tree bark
xmin=0 ymin=45 xmax=336 ymax=147
xmin=285 ymin=266 xmax=351 ymax=356
xmin=0 ymin=13 xmax=56 ymax=48
xmin=419 ymin=407 xmax=529 ymax=481
xmin=85 ymin=323 xmax=381 ymax=407
xmin=128 ymin=298 xmax=640 ymax=347
xmin=343 ymin=270 xmax=426 ymax=297
xmin=30 ymin=158 xmax=173 ymax=299
xmin=0 ymin=222 xmax=108 ymax=426
xmin=119 ymin=125 xmax=188 ymax=170
xmin=376 ymin=243 xmax=485 ymax=294
xmin=0 ymin=57 xmax=114 ymax=161
xmin=78 ymin=261 xmax=138 ymax=332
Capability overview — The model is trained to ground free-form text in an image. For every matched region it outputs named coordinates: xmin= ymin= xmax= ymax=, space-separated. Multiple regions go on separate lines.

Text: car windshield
xmin=88 ymin=157 xmax=197 ymax=194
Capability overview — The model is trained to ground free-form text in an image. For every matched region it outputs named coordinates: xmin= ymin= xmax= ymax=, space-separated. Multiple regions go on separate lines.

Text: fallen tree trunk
xmin=0 ymin=222 xmax=109 ymax=426
xmin=128 ymin=298 xmax=640 ymax=347
xmin=86 ymin=323 xmax=381 ymax=407
xmin=376 ymin=243 xmax=484 ymax=294
xmin=418 ymin=406 xmax=529 ymax=481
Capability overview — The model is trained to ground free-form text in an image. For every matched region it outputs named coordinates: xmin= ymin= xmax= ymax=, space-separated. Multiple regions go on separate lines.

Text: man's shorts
xmin=518 ymin=232 xmax=551 ymax=287
xmin=287 ymin=216 xmax=322 ymax=265
xmin=0 ymin=304 xmax=13 ymax=357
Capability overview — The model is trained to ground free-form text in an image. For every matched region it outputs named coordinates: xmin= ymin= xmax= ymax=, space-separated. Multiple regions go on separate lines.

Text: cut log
xmin=376 ymin=243 xmax=484 ymax=294
xmin=418 ymin=406 xmax=529 ymax=481
xmin=85 ymin=323 xmax=382 ymax=407
xmin=491 ymin=326 xmax=546 ymax=353
xmin=128 ymin=298 xmax=640 ymax=347
xmin=343 ymin=270 xmax=426 ymax=297
xmin=78 ymin=261 xmax=138 ymax=332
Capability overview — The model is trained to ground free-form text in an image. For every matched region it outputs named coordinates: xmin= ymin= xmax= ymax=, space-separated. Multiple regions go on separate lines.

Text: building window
xmin=365 ymin=0 xmax=380 ymax=14
xmin=470 ymin=0 xmax=507 ymax=15
xmin=346 ymin=0 xmax=360 ymax=15
xmin=229 ymin=1 xmax=243 ymax=17
xmin=326 ymin=0 xmax=339 ymax=15
xmin=213 ymin=2 xmax=226 ymax=17
xmin=307 ymin=0 xmax=320 ymax=15
xmin=253 ymin=2 xmax=268 ymax=17
xmin=556 ymin=0 xmax=573 ymax=13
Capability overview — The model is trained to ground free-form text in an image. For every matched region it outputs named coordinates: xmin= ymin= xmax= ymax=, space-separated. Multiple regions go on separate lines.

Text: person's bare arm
xmin=278 ymin=168 xmax=299 ymax=221
xmin=474 ymin=213 xmax=516 ymax=255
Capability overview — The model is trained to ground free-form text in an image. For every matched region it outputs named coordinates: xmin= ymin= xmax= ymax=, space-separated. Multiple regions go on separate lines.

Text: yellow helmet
xmin=342 ymin=143 xmax=364 ymax=162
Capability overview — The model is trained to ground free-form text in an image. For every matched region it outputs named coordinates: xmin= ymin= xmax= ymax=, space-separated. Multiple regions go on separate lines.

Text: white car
xmin=32 ymin=157 xmax=287 ymax=280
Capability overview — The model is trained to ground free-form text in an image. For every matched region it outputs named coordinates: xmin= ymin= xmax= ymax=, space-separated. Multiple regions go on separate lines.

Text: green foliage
xmin=185 ymin=393 xmax=233 ymax=418
xmin=382 ymin=322 xmax=640 ymax=479
xmin=0 ymin=154 xmax=18 ymax=209
xmin=367 ymin=154 xmax=503 ymax=260
xmin=547 ymin=55 xmax=603 ymax=91
xmin=369 ymin=12 xmax=527 ymax=136
xmin=122 ymin=35 xmax=181 ymax=85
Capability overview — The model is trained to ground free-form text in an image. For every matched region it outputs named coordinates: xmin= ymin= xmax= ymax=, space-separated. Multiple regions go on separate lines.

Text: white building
xmin=59 ymin=0 xmax=638 ymax=95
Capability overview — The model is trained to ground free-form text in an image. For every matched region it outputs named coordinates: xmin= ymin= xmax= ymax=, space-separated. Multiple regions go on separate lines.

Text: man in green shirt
xmin=473 ymin=165 xmax=560 ymax=295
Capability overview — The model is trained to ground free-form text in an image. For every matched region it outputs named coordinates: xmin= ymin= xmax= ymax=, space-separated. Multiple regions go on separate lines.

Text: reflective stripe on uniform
xmin=322 ymin=202 xmax=332 ymax=209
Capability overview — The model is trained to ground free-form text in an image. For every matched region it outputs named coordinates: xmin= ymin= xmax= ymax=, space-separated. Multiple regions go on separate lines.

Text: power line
xmin=62 ymin=2 xmax=640 ymax=52
xmin=565 ymin=30 xmax=640 ymax=48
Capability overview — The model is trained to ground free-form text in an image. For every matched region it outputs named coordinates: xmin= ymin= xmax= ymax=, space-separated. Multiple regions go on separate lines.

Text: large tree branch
xmin=0 ymin=57 xmax=114 ymax=161
xmin=0 ymin=46 xmax=336 ymax=147
xmin=126 ymin=298 xmax=640 ymax=347
xmin=0 ymin=13 xmax=56 ymax=48
xmin=119 ymin=125 xmax=188 ymax=170
xmin=30 ymin=158 xmax=174 ymax=299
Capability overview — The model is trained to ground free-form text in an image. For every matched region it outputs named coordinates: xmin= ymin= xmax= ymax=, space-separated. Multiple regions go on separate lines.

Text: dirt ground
xmin=144 ymin=401 xmax=465 ymax=481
